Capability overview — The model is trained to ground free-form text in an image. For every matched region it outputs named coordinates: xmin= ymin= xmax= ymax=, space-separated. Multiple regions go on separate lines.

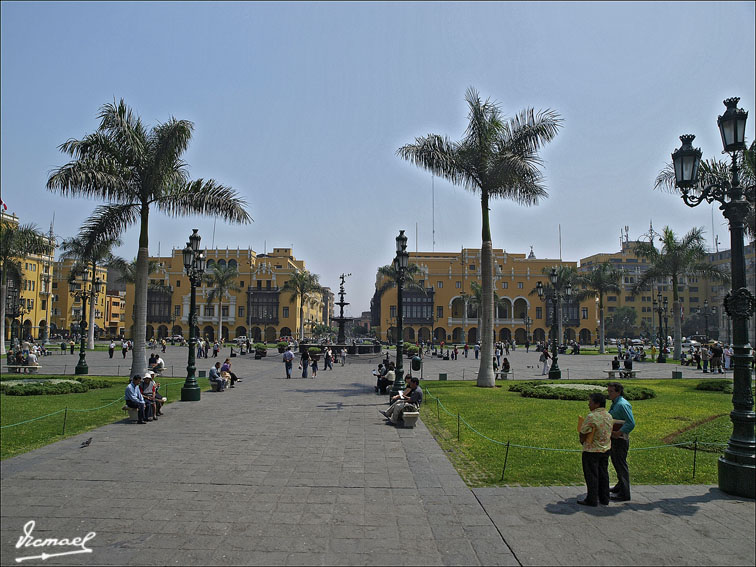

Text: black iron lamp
xmin=181 ymin=229 xmax=206 ymax=402
xmin=389 ymin=230 xmax=409 ymax=400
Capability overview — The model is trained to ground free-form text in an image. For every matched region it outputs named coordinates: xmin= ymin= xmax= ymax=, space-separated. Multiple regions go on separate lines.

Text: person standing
xmin=710 ymin=342 xmax=724 ymax=374
xmin=607 ymin=382 xmax=635 ymax=502
xmin=540 ymin=348 xmax=551 ymax=375
xmin=723 ymin=344 xmax=733 ymax=370
xmin=340 ymin=347 xmax=347 ymax=366
xmin=122 ymin=339 xmax=128 ymax=359
xmin=577 ymin=392 xmax=613 ymax=506
xmin=108 ymin=341 xmax=115 ymax=359
xmin=283 ymin=346 xmax=295 ymax=379
xmin=701 ymin=346 xmax=711 ymax=373
xmin=474 ymin=342 xmax=480 ymax=359
xmin=300 ymin=349 xmax=310 ymax=378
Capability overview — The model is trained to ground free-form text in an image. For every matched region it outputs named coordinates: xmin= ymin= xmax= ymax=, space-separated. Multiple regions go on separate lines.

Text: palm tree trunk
xmin=130 ymin=208 xmax=149 ymax=378
xmin=299 ymin=298 xmax=305 ymax=341
xmin=673 ymin=299 xmax=682 ymax=360
xmin=557 ymin=302 xmax=563 ymax=347
xmin=217 ymin=296 xmax=223 ymax=344
xmin=0 ymin=279 xmax=7 ymax=355
xmin=87 ymin=260 xmax=96 ymax=350
xmin=477 ymin=192 xmax=495 ymax=388
xmin=599 ymin=297 xmax=606 ymax=354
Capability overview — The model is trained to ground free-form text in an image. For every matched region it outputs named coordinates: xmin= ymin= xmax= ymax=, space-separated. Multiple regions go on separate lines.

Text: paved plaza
xmin=1 ymin=347 xmax=754 ymax=566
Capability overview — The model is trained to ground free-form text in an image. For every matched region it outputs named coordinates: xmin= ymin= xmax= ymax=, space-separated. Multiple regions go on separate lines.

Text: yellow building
xmin=50 ymin=259 xmax=109 ymax=338
xmin=104 ymin=291 xmax=126 ymax=338
xmin=371 ymin=247 xmax=601 ymax=346
xmin=124 ymin=246 xmax=327 ymax=342
xmin=2 ymin=211 xmax=56 ymax=342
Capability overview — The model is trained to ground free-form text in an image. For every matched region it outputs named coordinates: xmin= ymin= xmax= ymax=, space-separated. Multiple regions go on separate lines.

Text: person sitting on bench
xmin=209 ymin=361 xmax=227 ymax=391
xmin=125 ymin=375 xmax=150 ymax=423
xmin=501 ymin=357 xmax=511 ymax=375
xmin=140 ymin=373 xmax=160 ymax=420
xmin=374 ymin=363 xmax=390 ymax=393
xmin=381 ymin=377 xmax=423 ymax=425
xmin=612 ymin=357 xmax=621 ymax=370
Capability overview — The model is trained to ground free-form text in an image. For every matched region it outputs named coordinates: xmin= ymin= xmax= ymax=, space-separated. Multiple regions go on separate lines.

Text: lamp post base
xmin=718 ymin=457 xmax=755 ymax=499
xmin=548 ymin=368 xmax=561 ymax=379
xmin=181 ymin=384 xmax=201 ymax=402
xmin=74 ymin=355 xmax=88 ymax=375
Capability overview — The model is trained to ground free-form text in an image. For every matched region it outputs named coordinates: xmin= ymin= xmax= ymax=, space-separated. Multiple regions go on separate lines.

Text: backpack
xmin=539 ymin=352 xmax=546 ymax=362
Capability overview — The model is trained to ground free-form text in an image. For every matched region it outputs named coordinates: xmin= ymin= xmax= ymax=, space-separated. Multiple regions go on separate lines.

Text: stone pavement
xmin=1 ymin=348 xmax=754 ymax=566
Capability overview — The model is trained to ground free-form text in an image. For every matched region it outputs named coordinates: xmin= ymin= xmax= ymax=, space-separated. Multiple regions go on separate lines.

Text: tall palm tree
xmin=375 ymin=263 xmax=426 ymax=298
xmin=633 ymin=227 xmax=729 ymax=360
xmin=204 ymin=263 xmax=240 ymax=342
xmin=398 ymin=87 xmax=562 ymax=387
xmin=0 ymin=221 xmax=54 ymax=354
xmin=575 ymin=262 xmax=623 ymax=353
xmin=281 ymin=269 xmax=323 ymax=341
xmin=113 ymin=258 xmax=161 ymax=286
xmin=655 ymin=141 xmax=756 ymax=238
xmin=59 ymin=232 xmax=124 ymax=349
xmin=46 ymin=99 xmax=251 ymax=377
xmin=461 ymin=280 xmax=507 ymax=342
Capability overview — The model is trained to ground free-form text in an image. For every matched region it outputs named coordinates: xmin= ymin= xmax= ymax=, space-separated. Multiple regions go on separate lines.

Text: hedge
xmin=695 ymin=380 xmax=733 ymax=393
xmin=0 ymin=378 xmax=114 ymax=396
xmin=508 ymin=381 xmax=656 ymax=401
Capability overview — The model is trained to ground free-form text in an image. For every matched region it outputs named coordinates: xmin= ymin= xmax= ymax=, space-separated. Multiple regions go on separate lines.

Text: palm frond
xmin=153 ymin=180 xmax=251 ymax=224
xmin=80 ymin=204 xmax=141 ymax=243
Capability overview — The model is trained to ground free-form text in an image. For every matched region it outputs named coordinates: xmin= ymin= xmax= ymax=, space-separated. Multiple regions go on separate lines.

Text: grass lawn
xmin=420 ymin=378 xmax=734 ymax=487
xmin=1 ymin=375 xmax=212 ymax=460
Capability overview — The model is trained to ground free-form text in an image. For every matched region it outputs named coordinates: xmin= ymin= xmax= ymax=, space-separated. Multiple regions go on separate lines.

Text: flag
xmin=0 ymin=198 xmax=7 ymax=210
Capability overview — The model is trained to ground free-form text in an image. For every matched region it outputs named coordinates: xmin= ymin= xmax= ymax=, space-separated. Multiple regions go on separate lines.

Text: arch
xmin=206 ymin=259 xmax=216 ymax=269
xmin=496 ymin=298 xmax=510 ymax=319
xmin=433 ymin=327 xmax=446 ymax=344
xmin=564 ymin=328 xmax=576 ymax=342
xmin=403 ymin=327 xmax=415 ymax=342
xmin=50 ymin=322 xmax=58 ymax=336
xmin=387 ymin=327 xmax=397 ymax=343
xmin=513 ymin=298 xmax=529 ymax=319
xmin=579 ymin=328 xmax=592 ymax=344
xmin=218 ymin=259 xmax=227 ymax=268
xmin=466 ymin=302 xmax=478 ymax=319
xmin=146 ymin=325 xmax=154 ymax=340
xmin=451 ymin=297 xmax=465 ymax=318
xmin=264 ymin=326 xmax=276 ymax=343
xmin=279 ymin=326 xmax=292 ymax=338
xmin=418 ymin=327 xmax=431 ymax=343
xmin=499 ymin=328 xmax=511 ymax=341
xmin=467 ymin=327 xmax=477 ymax=344
xmin=222 ymin=326 xmax=230 ymax=341
xmin=235 ymin=326 xmax=247 ymax=338
xmin=228 ymin=259 xmax=238 ymax=269
xmin=452 ymin=327 xmax=464 ymax=343
xmin=38 ymin=320 xmax=47 ymax=340
xmin=172 ymin=325 xmax=183 ymax=337
xmin=157 ymin=325 xmax=169 ymax=339
xmin=533 ymin=328 xmax=546 ymax=343
xmin=515 ymin=328 xmax=527 ymax=344
xmin=251 ymin=326 xmax=262 ymax=342
xmin=22 ymin=319 xmax=32 ymax=340
xmin=203 ymin=325 xmax=215 ymax=341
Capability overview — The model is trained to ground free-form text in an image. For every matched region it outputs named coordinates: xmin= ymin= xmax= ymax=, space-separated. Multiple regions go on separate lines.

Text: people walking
xmin=607 ymin=382 xmax=635 ymax=502
xmin=283 ymin=346 xmax=294 ymax=379
xmin=108 ymin=341 xmax=115 ymax=359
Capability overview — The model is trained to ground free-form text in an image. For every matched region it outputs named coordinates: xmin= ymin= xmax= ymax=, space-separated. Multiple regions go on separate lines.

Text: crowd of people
xmin=679 ymin=342 xmax=733 ymax=373
xmin=124 ymin=371 xmax=164 ymax=424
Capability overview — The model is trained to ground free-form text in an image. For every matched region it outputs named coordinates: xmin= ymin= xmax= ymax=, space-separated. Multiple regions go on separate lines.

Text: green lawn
xmin=1 ymin=375 xmax=212 ymax=459
xmin=420 ymin=378 xmax=734 ymax=487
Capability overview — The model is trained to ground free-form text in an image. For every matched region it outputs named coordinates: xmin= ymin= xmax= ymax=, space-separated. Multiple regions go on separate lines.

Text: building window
xmin=437 ymin=306 xmax=443 ymax=318
xmin=238 ymin=306 xmax=244 ymax=318
xmin=41 ymin=299 xmax=47 ymax=311
xmin=283 ymin=307 xmax=289 ymax=318
xmin=689 ymin=286 xmax=698 ymax=292
xmin=206 ymin=306 xmax=214 ymax=317
xmin=536 ymin=306 xmax=543 ymax=319
xmin=390 ymin=305 xmax=397 ymax=318
xmin=608 ymin=307 xmax=616 ymax=313
xmin=437 ymin=281 xmax=443 ymax=289
xmin=608 ymin=296 xmax=617 ymax=302
xmin=690 ymin=297 xmax=699 ymax=303
xmin=266 ymin=280 xmax=271 ymax=290
xmin=502 ymin=282 xmax=508 ymax=289
xmin=625 ymin=296 xmax=635 ymax=302
xmin=52 ymin=282 xmax=58 ymax=289
xmin=257 ymin=280 xmax=262 ymax=290
xmin=469 ymin=265 xmax=476 ymax=271
xmin=518 ymin=282 xmax=523 ymax=289
xmin=582 ymin=307 xmax=588 ymax=319
xmin=240 ymin=281 xmax=244 ymax=288
xmin=222 ymin=306 xmax=229 ymax=317
xmin=456 ymin=281 xmax=461 ymax=289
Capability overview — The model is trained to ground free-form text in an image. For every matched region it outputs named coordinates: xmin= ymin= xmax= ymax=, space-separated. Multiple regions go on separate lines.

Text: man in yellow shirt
xmin=578 ymin=392 xmax=614 ymax=507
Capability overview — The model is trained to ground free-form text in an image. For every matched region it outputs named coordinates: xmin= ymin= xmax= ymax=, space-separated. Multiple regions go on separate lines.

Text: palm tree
xmin=461 ymin=280 xmax=507 ymax=342
xmin=575 ymin=262 xmax=623 ymax=353
xmin=655 ymin=141 xmax=756 ymax=238
xmin=204 ymin=263 xmax=240 ymax=342
xmin=633 ymin=227 xmax=729 ymax=360
xmin=398 ymin=87 xmax=562 ymax=387
xmin=375 ymin=263 xmax=425 ymax=298
xmin=0 ymin=221 xmax=54 ymax=354
xmin=59 ymin=232 xmax=124 ymax=349
xmin=529 ymin=265 xmax=581 ymax=346
xmin=46 ymin=99 xmax=251 ymax=378
xmin=113 ymin=258 xmax=161 ymax=286
xmin=281 ymin=269 xmax=323 ymax=341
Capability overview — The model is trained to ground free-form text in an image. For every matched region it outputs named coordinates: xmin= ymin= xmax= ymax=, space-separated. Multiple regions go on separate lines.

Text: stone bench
xmin=6 ymin=365 xmax=41 ymax=374
xmin=495 ymin=370 xmax=513 ymax=380
xmin=400 ymin=411 xmax=420 ymax=428
xmin=603 ymin=369 xmax=640 ymax=379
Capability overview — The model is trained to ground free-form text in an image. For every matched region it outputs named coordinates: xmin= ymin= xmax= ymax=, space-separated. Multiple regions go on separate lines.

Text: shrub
xmin=0 ymin=381 xmax=90 ymax=396
xmin=405 ymin=345 xmax=420 ymax=355
xmin=76 ymin=378 xmax=112 ymax=390
xmin=695 ymin=380 xmax=733 ymax=393
xmin=277 ymin=342 xmax=288 ymax=349
xmin=308 ymin=347 xmax=322 ymax=355
xmin=254 ymin=343 xmax=267 ymax=350
xmin=508 ymin=381 xmax=656 ymax=401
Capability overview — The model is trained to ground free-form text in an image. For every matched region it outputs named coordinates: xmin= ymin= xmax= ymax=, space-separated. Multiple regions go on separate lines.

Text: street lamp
xmin=181 ymin=229 xmax=206 ymax=402
xmin=525 ymin=316 xmax=533 ymax=343
xmin=669 ymin=97 xmax=754 ymax=498
xmin=702 ymin=299 xmax=710 ymax=339
xmin=69 ymin=273 xmax=103 ymax=375
xmin=655 ymin=290 xmax=666 ymax=363
xmin=389 ymin=230 xmax=409 ymax=400
xmin=663 ymin=296 xmax=669 ymax=358
xmin=536 ymin=268 xmax=571 ymax=379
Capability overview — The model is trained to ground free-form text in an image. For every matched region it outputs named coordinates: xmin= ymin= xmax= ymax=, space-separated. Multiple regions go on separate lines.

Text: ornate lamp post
xmin=702 ymin=299 xmax=710 ymax=338
xmin=663 ymin=296 xmax=669 ymax=356
xmin=6 ymin=287 xmax=20 ymax=347
xmin=654 ymin=291 xmax=666 ymax=363
xmin=181 ymin=229 xmax=206 ymax=402
xmin=69 ymin=273 xmax=103 ymax=375
xmin=669 ymin=97 xmax=754 ymax=498
xmin=525 ymin=316 xmax=533 ymax=343
xmin=536 ymin=268 xmax=571 ymax=379
xmin=389 ymin=230 xmax=409 ymax=400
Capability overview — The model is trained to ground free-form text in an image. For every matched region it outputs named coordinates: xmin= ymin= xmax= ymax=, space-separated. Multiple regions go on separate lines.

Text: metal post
xmin=75 ymin=293 xmax=88 ymax=375
xmin=693 ymin=437 xmax=698 ymax=480
xmin=549 ymin=295 xmax=561 ymax=379
xmin=181 ymin=273 xmax=201 ymax=401
xmin=62 ymin=407 xmax=68 ymax=435
xmin=501 ymin=441 xmax=510 ymax=481
xmin=457 ymin=412 xmax=460 ymax=441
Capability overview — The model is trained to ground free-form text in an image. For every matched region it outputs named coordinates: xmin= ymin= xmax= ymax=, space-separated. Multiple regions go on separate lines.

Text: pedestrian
xmin=311 ymin=356 xmax=318 ymax=378
xmin=464 ymin=344 xmax=469 ymax=358
xmin=108 ymin=340 xmax=115 ymax=359
xmin=607 ymin=382 xmax=635 ymax=502
xmin=60 ymin=341 xmax=66 ymax=355
xmin=540 ymin=348 xmax=551 ymax=375
xmin=340 ymin=347 xmax=346 ymax=366
xmin=525 ymin=339 xmax=530 ymax=353
xmin=701 ymin=346 xmax=711 ymax=373
xmin=577 ymin=392 xmax=613 ymax=506
xmin=710 ymin=342 xmax=724 ymax=374
xmin=300 ymin=349 xmax=310 ymax=378
xmin=723 ymin=345 xmax=733 ymax=370
xmin=122 ymin=339 xmax=128 ymax=359
xmin=495 ymin=345 xmax=501 ymax=368
xmin=69 ymin=340 xmax=75 ymax=354
xmin=283 ymin=346 xmax=294 ymax=379
xmin=474 ymin=342 xmax=480 ymax=359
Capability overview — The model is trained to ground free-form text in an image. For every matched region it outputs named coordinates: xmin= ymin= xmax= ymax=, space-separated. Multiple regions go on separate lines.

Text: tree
xmin=375 ymin=263 xmax=426 ymax=297
xmin=204 ymin=263 xmax=240 ymax=343
xmin=575 ymin=262 xmax=623 ymax=353
xmin=46 ymin=99 xmax=251 ymax=378
xmin=633 ymin=227 xmax=729 ymax=359
xmin=461 ymin=280 xmax=506 ymax=341
xmin=604 ymin=306 xmax=638 ymax=338
xmin=398 ymin=87 xmax=561 ymax=387
xmin=59 ymin=232 xmax=124 ymax=349
xmin=281 ymin=269 xmax=323 ymax=341
xmin=0 ymin=221 xmax=53 ymax=354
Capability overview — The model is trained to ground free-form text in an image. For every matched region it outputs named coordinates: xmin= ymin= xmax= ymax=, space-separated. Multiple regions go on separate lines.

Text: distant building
xmin=50 ymin=259 xmax=109 ymax=338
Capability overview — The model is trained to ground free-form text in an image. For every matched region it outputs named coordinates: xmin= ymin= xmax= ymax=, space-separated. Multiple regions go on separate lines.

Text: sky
xmin=2 ymin=1 xmax=755 ymax=316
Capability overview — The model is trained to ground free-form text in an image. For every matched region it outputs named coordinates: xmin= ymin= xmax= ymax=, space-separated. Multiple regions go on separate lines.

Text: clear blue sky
xmin=2 ymin=1 xmax=754 ymax=314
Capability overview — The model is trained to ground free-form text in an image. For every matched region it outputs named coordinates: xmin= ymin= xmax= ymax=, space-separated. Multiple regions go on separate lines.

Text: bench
xmin=495 ymin=370 xmax=513 ymax=380
xmin=400 ymin=411 xmax=420 ymax=428
xmin=603 ymin=369 xmax=641 ymax=379
xmin=6 ymin=365 xmax=41 ymax=374
xmin=122 ymin=405 xmax=139 ymax=421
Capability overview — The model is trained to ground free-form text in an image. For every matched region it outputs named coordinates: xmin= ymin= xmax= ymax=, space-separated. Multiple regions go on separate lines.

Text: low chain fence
xmin=423 ymin=386 xmax=727 ymax=481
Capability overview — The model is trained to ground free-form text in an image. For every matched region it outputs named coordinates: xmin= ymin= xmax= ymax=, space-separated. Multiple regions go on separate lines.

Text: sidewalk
xmin=1 ymin=350 xmax=753 ymax=566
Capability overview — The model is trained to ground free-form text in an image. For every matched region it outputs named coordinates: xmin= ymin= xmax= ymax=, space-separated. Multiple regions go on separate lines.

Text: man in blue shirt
xmin=607 ymin=382 xmax=635 ymax=501
xmin=125 ymin=375 xmax=148 ymax=424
